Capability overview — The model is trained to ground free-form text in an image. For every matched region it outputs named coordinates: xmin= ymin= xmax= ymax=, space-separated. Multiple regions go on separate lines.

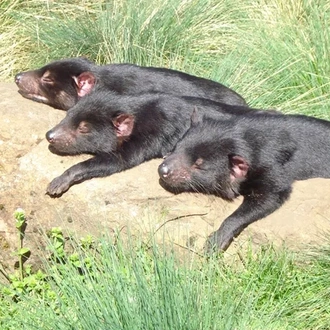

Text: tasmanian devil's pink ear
xmin=112 ymin=114 xmax=135 ymax=138
xmin=72 ymin=72 xmax=96 ymax=97
xmin=229 ymin=155 xmax=249 ymax=181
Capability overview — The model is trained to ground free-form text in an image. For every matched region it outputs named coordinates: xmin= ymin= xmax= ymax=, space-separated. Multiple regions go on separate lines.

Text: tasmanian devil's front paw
xmin=204 ymin=230 xmax=231 ymax=255
xmin=204 ymin=231 xmax=221 ymax=255
xmin=46 ymin=176 xmax=71 ymax=198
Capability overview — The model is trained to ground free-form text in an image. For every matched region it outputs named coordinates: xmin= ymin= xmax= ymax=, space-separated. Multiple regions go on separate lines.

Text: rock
xmin=1 ymin=82 xmax=330 ymax=271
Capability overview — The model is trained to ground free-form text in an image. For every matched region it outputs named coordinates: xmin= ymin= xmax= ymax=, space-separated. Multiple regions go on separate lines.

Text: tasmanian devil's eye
xmin=77 ymin=121 xmax=91 ymax=134
xmin=42 ymin=76 xmax=54 ymax=84
xmin=192 ymin=157 xmax=204 ymax=169
xmin=195 ymin=158 xmax=203 ymax=166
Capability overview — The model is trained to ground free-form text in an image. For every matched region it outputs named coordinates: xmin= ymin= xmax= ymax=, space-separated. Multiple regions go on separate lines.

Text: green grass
xmin=230 ymin=0 xmax=330 ymax=116
xmin=1 ymin=1 xmax=330 ymax=328
xmin=1 ymin=237 xmax=330 ymax=330
xmin=1 ymin=0 xmax=329 ymax=115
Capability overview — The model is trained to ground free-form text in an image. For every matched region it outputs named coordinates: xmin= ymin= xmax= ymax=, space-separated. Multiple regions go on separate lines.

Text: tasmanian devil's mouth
xmin=18 ymin=90 xmax=48 ymax=103
xmin=48 ymin=144 xmax=66 ymax=156
xmin=48 ymin=144 xmax=83 ymax=156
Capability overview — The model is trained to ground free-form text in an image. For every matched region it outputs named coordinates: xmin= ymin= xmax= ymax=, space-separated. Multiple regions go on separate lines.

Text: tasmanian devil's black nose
xmin=158 ymin=163 xmax=170 ymax=178
xmin=46 ymin=130 xmax=55 ymax=143
xmin=14 ymin=73 xmax=22 ymax=85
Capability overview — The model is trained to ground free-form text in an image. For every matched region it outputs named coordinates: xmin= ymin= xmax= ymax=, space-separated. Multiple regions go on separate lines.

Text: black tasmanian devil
xmin=158 ymin=112 xmax=330 ymax=252
xmin=15 ymin=57 xmax=247 ymax=110
xmin=45 ymin=90 xmax=274 ymax=197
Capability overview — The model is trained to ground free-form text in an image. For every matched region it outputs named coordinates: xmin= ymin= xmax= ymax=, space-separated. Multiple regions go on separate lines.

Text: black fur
xmin=45 ymin=91 xmax=271 ymax=197
xmin=15 ymin=57 xmax=247 ymax=110
xmin=158 ymin=113 xmax=330 ymax=251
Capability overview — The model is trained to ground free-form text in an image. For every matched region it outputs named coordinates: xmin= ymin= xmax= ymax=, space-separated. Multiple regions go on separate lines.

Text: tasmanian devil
xmin=44 ymin=90 xmax=273 ymax=197
xmin=15 ymin=57 xmax=247 ymax=110
xmin=158 ymin=112 xmax=330 ymax=252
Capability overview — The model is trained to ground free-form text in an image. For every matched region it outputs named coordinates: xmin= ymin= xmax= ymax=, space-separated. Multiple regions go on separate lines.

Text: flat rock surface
xmin=1 ymin=82 xmax=330 ymax=270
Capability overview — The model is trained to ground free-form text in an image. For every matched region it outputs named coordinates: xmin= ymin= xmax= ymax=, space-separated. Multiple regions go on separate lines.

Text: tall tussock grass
xmin=2 ymin=0 xmax=329 ymax=116
xmin=1 ymin=237 xmax=330 ymax=330
xmin=232 ymin=0 xmax=330 ymax=115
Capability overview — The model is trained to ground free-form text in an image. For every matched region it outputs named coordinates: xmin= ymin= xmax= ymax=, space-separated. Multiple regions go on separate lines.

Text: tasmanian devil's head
xmin=158 ymin=116 xmax=249 ymax=200
xmin=15 ymin=57 xmax=97 ymax=110
xmin=45 ymin=91 xmax=136 ymax=156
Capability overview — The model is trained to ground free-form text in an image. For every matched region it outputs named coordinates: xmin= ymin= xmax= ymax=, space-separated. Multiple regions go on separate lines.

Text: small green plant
xmin=46 ymin=227 xmax=65 ymax=261
xmin=0 ymin=209 xmax=57 ymax=326
xmin=46 ymin=228 xmax=97 ymax=273
xmin=13 ymin=208 xmax=30 ymax=281
xmin=0 ymin=217 xmax=99 ymax=327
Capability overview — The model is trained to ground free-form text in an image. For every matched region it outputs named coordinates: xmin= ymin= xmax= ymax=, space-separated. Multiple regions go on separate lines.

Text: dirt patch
xmin=1 ymin=82 xmax=330 ymax=270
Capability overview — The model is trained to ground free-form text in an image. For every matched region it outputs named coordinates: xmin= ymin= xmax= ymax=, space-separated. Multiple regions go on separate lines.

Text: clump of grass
xmin=227 ymin=0 xmax=330 ymax=116
xmin=291 ymin=242 xmax=330 ymax=329
xmin=1 ymin=234 xmax=330 ymax=330
xmin=11 ymin=0 xmax=244 ymax=71
xmin=0 ymin=0 xmax=33 ymax=80
xmin=3 ymin=0 xmax=328 ymax=117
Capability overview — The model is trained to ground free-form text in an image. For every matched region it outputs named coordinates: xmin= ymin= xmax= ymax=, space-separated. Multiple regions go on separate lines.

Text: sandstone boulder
xmin=1 ymin=82 xmax=330 ymax=271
